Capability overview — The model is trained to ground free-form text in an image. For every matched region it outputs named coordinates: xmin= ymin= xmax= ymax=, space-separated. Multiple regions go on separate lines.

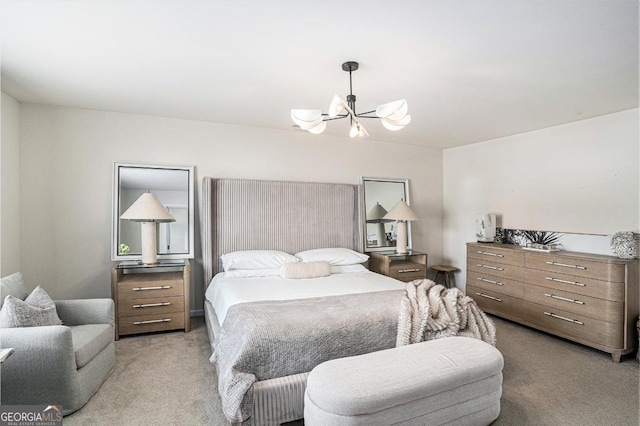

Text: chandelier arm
xmin=354 ymin=110 xmax=377 ymax=117
xmin=321 ymin=114 xmax=349 ymax=121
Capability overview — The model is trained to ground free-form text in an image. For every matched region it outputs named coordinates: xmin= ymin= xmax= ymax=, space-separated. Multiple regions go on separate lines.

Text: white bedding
xmin=205 ymin=268 xmax=405 ymax=325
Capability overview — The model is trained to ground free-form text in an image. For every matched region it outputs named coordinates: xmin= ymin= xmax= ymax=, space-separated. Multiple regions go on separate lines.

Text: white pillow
xmin=295 ymin=248 xmax=369 ymax=266
xmin=0 ymin=286 xmax=63 ymax=328
xmin=330 ymin=264 xmax=368 ymax=274
xmin=224 ymin=268 xmax=281 ymax=278
xmin=221 ymin=250 xmax=299 ymax=271
xmin=280 ymin=261 xmax=331 ymax=279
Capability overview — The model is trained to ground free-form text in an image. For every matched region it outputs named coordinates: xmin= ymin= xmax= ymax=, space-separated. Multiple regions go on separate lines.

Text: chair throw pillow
xmin=0 ymin=272 xmax=29 ymax=309
xmin=0 ymin=286 xmax=63 ymax=328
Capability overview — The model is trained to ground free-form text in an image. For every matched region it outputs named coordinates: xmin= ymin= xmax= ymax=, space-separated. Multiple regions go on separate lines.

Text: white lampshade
xmin=291 ymin=109 xmax=324 ymax=129
xmin=383 ymin=199 xmax=418 ymax=254
xmin=328 ymin=95 xmax=349 ymax=118
xmin=306 ymin=120 xmax=327 ymax=134
xmin=367 ymin=202 xmax=389 ymax=222
xmin=349 ymin=120 xmax=369 ymax=138
xmin=381 ymin=114 xmax=412 ymax=131
xmin=383 ymin=200 xmax=419 ymax=222
xmin=121 ymin=193 xmax=175 ymax=264
xmin=376 ymin=99 xmax=408 ymax=119
xmin=120 ymin=193 xmax=175 ymax=222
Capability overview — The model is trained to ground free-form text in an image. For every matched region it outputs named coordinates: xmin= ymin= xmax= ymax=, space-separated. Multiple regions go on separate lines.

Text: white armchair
xmin=0 ymin=273 xmax=116 ymax=415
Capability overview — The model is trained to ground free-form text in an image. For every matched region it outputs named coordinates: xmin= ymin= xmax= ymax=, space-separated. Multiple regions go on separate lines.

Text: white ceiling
xmin=1 ymin=0 xmax=638 ymax=149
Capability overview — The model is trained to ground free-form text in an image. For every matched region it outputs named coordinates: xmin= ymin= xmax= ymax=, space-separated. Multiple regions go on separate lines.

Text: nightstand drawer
xmin=118 ymin=311 xmax=186 ymax=336
xmin=390 ymin=261 xmax=427 ymax=281
xmin=368 ymin=250 xmax=428 ymax=283
xmin=117 ymin=272 xmax=183 ymax=300
xmin=117 ymin=295 xmax=185 ymax=318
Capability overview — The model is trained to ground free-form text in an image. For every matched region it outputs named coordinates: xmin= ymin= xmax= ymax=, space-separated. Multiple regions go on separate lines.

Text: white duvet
xmin=205 ymin=268 xmax=405 ymax=325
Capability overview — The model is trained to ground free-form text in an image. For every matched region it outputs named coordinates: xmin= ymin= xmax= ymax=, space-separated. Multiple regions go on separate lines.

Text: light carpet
xmin=65 ymin=315 xmax=639 ymax=425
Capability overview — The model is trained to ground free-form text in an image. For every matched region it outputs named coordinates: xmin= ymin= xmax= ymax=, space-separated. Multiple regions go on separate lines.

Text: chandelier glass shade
xmin=291 ymin=61 xmax=411 ymax=138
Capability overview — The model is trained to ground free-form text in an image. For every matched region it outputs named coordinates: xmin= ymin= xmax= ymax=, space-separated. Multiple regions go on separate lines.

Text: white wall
xmin=17 ymin=103 xmax=443 ymax=311
xmin=443 ymin=109 xmax=640 ymax=291
xmin=1 ymin=92 xmax=21 ymax=276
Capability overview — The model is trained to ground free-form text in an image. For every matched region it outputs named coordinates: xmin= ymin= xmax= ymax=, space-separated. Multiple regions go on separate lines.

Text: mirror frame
xmin=361 ymin=177 xmax=413 ymax=252
xmin=111 ymin=162 xmax=195 ymax=261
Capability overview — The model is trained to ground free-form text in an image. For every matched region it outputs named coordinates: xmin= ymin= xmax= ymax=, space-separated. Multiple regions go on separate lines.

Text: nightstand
xmin=368 ymin=250 xmax=428 ymax=282
xmin=111 ymin=259 xmax=190 ymax=340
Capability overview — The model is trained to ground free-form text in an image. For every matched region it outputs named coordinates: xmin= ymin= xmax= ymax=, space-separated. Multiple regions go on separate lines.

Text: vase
xmin=610 ymin=231 xmax=637 ymax=259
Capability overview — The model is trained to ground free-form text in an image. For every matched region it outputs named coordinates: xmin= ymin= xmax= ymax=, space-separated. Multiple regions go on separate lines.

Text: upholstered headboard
xmin=201 ymin=178 xmax=365 ymax=290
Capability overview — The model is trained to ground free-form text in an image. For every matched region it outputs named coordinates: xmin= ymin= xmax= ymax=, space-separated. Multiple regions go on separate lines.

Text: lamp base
xmin=140 ymin=221 xmax=158 ymax=265
xmin=395 ymin=221 xmax=408 ymax=254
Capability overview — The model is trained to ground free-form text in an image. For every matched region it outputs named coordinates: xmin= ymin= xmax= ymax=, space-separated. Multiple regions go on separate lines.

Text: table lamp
xmin=366 ymin=202 xmax=392 ymax=246
xmin=120 ymin=192 xmax=175 ymax=264
xmin=383 ymin=200 xmax=419 ymax=254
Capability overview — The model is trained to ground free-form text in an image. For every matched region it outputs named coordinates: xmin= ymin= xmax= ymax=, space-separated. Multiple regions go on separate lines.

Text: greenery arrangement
xmin=501 ymin=229 xmax=563 ymax=246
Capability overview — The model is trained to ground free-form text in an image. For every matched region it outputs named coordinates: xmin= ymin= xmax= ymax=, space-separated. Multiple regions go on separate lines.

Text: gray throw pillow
xmin=0 ymin=272 xmax=29 ymax=309
xmin=0 ymin=286 xmax=63 ymax=328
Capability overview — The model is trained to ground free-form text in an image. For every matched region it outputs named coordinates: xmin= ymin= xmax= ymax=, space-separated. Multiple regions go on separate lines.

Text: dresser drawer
xmin=117 ymin=295 xmax=185 ymax=318
xmin=468 ymin=259 xmax=524 ymax=281
xmin=117 ymin=272 xmax=183 ymax=300
xmin=467 ymin=270 xmax=525 ymax=299
xmin=390 ymin=261 xmax=427 ymax=282
xmin=525 ymin=253 xmax=625 ymax=282
xmin=118 ymin=311 xmax=186 ymax=336
xmin=521 ymin=301 xmax=623 ymax=349
xmin=524 ymin=268 xmax=624 ymax=301
xmin=523 ymin=285 xmax=623 ymax=323
xmin=467 ymin=285 xmax=522 ymax=320
xmin=467 ymin=245 xmax=524 ymax=267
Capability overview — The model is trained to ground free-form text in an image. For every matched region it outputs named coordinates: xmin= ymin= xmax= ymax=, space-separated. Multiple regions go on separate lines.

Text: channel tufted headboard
xmin=200 ymin=177 xmax=365 ymax=290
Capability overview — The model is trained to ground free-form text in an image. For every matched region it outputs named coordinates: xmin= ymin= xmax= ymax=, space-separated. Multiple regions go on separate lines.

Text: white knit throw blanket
xmin=397 ymin=279 xmax=496 ymax=347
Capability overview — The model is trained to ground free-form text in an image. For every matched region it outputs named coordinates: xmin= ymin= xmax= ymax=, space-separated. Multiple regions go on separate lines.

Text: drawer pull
xmin=133 ymin=318 xmax=172 ymax=325
xmin=477 ymin=264 xmax=504 ymax=271
xmin=475 ymin=292 xmax=502 ymax=302
xmin=545 ymin=277 xmax=585 ymax=287
xmin=398 ymin=268 xmax=421 ymax=273
xmin=133 ymin=302 xmax=171 ymax=308
xmin=477 ymin=277 xmax=503 ymax=286
xmin=132 ymin=285 xmax=171 ymax=291
xmin=544 ymin=293 xmax=584 ymax=305
xmin=477 ymin=251 xmax=504 ymax=258
xmin=544 ymin=312 xmax=583 ymax=325
xmin=545 ymin=261 xmax=586 ymax=270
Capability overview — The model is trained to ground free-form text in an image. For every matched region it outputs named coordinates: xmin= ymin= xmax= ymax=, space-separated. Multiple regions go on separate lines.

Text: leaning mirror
xmin=361 ymin=177 xmax=412 ymax=252
xmin=111 ymin=162 xmax=195 ymax=261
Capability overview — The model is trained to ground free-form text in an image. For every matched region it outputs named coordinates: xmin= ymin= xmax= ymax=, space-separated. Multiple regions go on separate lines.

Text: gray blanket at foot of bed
xmin=211 ymin=290 xmax=404 ymax=423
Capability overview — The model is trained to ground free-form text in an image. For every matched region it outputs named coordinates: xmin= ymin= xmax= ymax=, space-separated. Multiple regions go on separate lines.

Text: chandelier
xmin=291 ymin=61 xmax=411 ymax=138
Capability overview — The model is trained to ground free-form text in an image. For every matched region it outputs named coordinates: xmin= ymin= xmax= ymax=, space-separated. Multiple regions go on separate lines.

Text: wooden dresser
xmin=111 ymin=260 xmax=191 ymax=340
xmin=466 ymin=242 xmax=638 ymax=362
xmin=369 ymin=250 xmax=428 ymax=282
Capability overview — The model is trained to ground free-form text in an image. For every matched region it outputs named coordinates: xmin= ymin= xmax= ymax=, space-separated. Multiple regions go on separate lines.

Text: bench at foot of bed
xmin=304 ymin=336 xmax=504 ymax=426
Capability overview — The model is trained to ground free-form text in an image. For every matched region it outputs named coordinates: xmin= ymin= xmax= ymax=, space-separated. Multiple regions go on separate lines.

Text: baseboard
xmin=191 ymin=309 xmax=204 ymax=317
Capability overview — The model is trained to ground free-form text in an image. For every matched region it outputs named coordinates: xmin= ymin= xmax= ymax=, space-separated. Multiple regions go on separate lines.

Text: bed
xmin=201 ymin=178 xmax=408 ymax=425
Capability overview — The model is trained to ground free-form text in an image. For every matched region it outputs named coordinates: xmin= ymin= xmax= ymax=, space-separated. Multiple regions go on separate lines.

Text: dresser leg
xmin=611 ymin=350 xmax=622 ymax=363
